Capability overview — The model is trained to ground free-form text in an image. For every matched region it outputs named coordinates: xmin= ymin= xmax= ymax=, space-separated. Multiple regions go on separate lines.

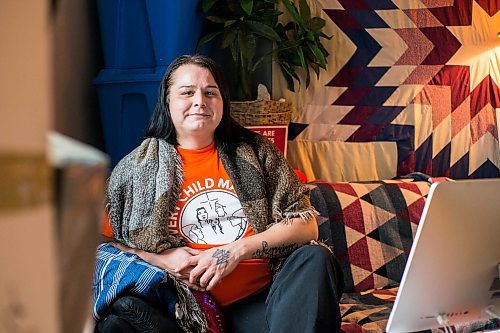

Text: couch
xmin=308 ymin=176 xmax=500 ymax=333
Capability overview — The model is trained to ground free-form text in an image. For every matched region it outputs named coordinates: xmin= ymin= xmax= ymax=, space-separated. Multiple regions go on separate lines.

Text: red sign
xmin=246 ymin=126 xmax=288 ymax=156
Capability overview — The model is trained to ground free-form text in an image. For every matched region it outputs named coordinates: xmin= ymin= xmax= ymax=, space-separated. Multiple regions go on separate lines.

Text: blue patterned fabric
xmin=92 ymin=243 xmax=178 ymax=320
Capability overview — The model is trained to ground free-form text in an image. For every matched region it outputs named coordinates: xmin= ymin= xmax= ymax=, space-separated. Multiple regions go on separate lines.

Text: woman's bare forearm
xmin=175 ymin=216 xmax=318 ymax=291
xmin=228 ymin=217 xmax=318 ymax=261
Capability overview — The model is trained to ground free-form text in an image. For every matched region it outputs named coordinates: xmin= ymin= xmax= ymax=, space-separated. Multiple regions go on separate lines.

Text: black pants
xmin=96 ymin=245 xmax=344 ymax=333
xmin=224 ymin=245 xmax=344 ymax=333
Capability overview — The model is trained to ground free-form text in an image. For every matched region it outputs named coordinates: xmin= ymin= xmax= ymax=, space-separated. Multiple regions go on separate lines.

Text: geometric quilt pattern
xmin=286 ymin=0 xmax=500 ymax=179
xmin=309 ymin=178 xmax=430 ymax=292
xmin=340 ymin=286 xmax=399 ymax=333
xmin=308 ymin=177 xmax=500 ymax=332
xmin=339 ymin=287 xmax=498 ymax=333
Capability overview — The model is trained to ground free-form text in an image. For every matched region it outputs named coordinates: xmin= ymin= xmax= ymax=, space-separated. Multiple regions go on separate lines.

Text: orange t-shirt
xmin=171 ymin=143 xmax=271 ymax=306
xmin=103 ymin=143 xmax=271 ymax=307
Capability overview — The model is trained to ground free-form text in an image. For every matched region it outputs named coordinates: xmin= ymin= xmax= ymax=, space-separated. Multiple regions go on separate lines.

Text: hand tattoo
xmin=251 ymin=241 xmax=299 ymax=259
xmin=212 ymin=249 xmax=230 ymax=265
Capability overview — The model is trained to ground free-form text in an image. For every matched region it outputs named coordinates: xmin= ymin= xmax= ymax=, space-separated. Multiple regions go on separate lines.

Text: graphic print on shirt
xmin=179 ymin=190 xmax=248 ymax=244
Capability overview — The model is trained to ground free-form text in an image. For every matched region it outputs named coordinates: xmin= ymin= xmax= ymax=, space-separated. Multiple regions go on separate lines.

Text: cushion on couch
xmin=309 ymin=179 xmax=430 ymax=293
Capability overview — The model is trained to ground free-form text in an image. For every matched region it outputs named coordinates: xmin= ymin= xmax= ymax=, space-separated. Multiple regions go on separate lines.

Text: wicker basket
xmin=230 ymin=99 xmax=292 ymax=126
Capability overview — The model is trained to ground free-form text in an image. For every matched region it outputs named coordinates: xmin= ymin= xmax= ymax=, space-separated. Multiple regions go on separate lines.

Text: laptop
xmin=386 ymin=178 xmax=500 ymax=333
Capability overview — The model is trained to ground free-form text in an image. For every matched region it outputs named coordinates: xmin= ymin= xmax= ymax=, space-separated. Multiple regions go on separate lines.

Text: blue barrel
xmin=96 ymin=0 xmax=204 ymax=69
xmin=93 ymin=68 xmax=165 ymax=167
xmin=94 ymin=0 xmax=205 ymax=166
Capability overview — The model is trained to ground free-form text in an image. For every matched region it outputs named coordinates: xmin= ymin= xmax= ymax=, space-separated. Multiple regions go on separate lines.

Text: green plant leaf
xmin=253 ymin=8 xmax=282 ymax=19
xmin=237 ymin=29 xmax=249 ymax=62
xmin=196 ymin=31 xmax=223 ymax=52
xmin=246 ymin=34 xmax=257 ymax=66
xmin=281 ymin=60 xmax=301 ymax=82
xmin=241 ymin=0 xmax=253 ymax=15
xmin=310 ymin=62 xmax=320 ymax=78
xmin=305 ymin=31 xmax=315 ymax=41
xmin=299 ymin=0 xmax=311 ymax=22
xmin=207 ymin=15 xmax=231 ymax=23
xmin=308 ymin=43 xmax=326 ymax=68
xmin=237 ymin=30 xmax=256 ymax=69
xmin=229 ymin=44 xmax=238 ymax=63
xmin=318 ymin=42 xmax=330 ymax=58
xmin=280 ymin=63 xmax=299 ymax=91
xmin=281 ymin=0 xmax=304 ymax=25
xmin=305 ymin=64 xmax=311 ymax=87
xmin=308 ymin=17 xmax=325 ymax=31
xmin=221 ymin=27 xmax=239 ymax=48
xmin=319 ymin=31 xmax=333 ymax=40
xmin=202 ymin=0 xmax=219 ymax=13
xmin=226 ymin=0 xmax=241 ymax=13
xmin=246 ymin=20 xmax=280 ymax=41
xmin=236 ymin=36 xmax=255 ymax=101
xmin=279 ymin=47 xmax=301 ymax=66
xmin=280 ymin=65 xmax=294 ymax=91
xmin=297 ymin=46 xmax=306 ymax=72
xmin=200 ymin=0 xmax=332 ymax=94
xmin=224 ymin=19 xmax=237 ymax=27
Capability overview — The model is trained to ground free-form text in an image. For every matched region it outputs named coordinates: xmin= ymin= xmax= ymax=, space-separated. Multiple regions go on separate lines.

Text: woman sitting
xmin=96 ymin=54 xmax=344 ymax=333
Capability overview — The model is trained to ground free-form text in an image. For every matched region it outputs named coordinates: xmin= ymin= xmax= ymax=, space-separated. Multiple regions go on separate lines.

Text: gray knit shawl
xmin=106 ymin=135 xmax=317 ymax=253
xmin=105 ymin=135 xmax=317 ymax=332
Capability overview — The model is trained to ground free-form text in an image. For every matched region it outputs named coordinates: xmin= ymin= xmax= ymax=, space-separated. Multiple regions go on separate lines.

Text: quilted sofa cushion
xmin=309 ymin=179 xmax=431 ymax=293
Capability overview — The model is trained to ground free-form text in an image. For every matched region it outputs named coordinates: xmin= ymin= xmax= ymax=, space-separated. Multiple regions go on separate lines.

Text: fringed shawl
xmin=106 ymin=135 xmax=318 ymax=332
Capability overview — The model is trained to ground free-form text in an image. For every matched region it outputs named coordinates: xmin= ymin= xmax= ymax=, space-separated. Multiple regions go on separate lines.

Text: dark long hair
xmin=145 ymin=55 xmax=254 ymax=154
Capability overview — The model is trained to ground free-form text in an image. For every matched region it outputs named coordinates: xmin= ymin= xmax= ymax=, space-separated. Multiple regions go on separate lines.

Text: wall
xmin=53 ymin=0 xmax=104 ymax=150
xmin=0 ymin=1 xmax=53 ymax=153
xmin=278 ymin=0 xmax=500 ymax=181
xmin=0 ymin=0 xmax=103 ymax=151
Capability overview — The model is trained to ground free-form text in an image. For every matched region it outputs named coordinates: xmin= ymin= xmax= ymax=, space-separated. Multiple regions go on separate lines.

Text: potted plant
xmin=197 ymin=0 xmax=331 ymax=99
xmin=273 ymin=0 xmax=331 ymax=92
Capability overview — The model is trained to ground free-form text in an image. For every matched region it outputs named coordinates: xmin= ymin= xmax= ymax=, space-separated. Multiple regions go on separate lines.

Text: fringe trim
xmin=167 ymin=145 xmax=185 ymax=225
xmin=172 ymin=278 xmax=208 ymax=333
xmin=310 ymin=239 xmax=333 ymax=253
xmin=273 ymin=208 xmax=319 ymax=225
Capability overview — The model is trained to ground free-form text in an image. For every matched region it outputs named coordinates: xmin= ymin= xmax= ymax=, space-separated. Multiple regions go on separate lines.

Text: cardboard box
xmin=0 ymin=133 xmax=109 ymax=333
